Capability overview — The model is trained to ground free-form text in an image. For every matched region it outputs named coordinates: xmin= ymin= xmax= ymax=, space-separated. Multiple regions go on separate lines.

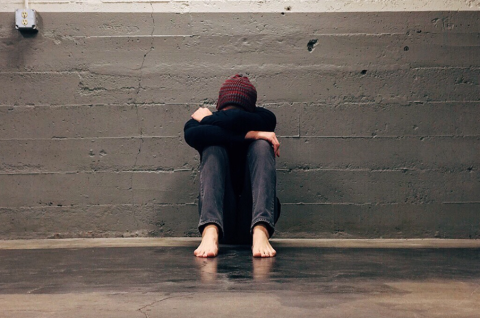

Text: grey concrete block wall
xmin=0 ymin=12 xmax=479 ymax=239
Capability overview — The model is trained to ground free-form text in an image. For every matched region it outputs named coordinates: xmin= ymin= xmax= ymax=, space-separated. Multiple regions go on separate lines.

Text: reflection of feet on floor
xmin=252 ymin=224 xmax=276 ymax=258
xmin=194 ymin=257 xmax=218 ymax=283
xmin=194 ymin=224 xmax=219 ymax=258
xmin=253 ymin=257 xmax=275 ymax=281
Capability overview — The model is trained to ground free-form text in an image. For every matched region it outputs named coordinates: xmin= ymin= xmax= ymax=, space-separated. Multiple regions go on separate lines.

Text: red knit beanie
xmin=217 ymin=74 xmax=257 ymax=112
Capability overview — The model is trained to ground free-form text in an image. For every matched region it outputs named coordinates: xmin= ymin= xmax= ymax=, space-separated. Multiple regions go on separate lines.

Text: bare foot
xmin=194 ymin=224 xmax=219 ymax=258
xmin=252 ymin=224 xmax=276 ymax=258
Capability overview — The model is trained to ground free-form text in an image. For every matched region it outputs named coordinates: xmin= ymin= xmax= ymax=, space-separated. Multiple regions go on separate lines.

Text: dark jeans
xmin=198 ymin=140 xmax=280 ymax=244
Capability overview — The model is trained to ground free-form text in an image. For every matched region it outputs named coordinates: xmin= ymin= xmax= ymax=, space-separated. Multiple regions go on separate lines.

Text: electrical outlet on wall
xmin=15 ymin=9 xmax=37 ymax=30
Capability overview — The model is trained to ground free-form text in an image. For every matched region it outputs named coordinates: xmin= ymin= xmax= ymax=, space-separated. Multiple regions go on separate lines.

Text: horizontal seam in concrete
xmin=0 ymin=170 xmax=186 ymax=175
xmin=310 ymin=33 xmax=480 ymax=37
xmin=1 ymin=101 xmax=478 ymax=108
xmin=0 ymin=136 xmax=180 ymax=141
xmin=278 ymin=135 xmax=480 ymax=139
xmin=71 ymin=35 xmax=195 ymax=38
xmin=1 ymin=3 xmax=480 ymax=13
xmin=412 ymin=66 xmax=480 ymax=70
xmin=281 ymin=202 xmax=480 ymax=206
xmin=0 ymin=103 xmax=203 ymax=108
xmin=276 ymin=168 xmax=478 ymax=172
xmin=3 ymin=201 xmax=479 ymax=209
xmin=62 ymin=33 xmax=457 ymax=38
xmin=2 ymin=202 xmax=478 ymax=209
xmin=0 ymin=71 xmax=81 ymax=75
xmin=2 ymin=101 xmax=480 ymax=107
xmin=2 ymin=135 xmax=480 ymax=141
xmin=0 ymin=202 xmax=195 ymax=207
xmin=273 ymin=101 xmax=480 ymax=106
xmin=442 ymin=201 xmax=480 ymax=204
xmin=2 ymin=167 xmax=477 ymax=175
xmin=2 ymin=67 xmax=479 ymax=74
xmin=279 ymin=202 xmax=479 ymax=205
xmin=1 ymin=238 xmax=479 ymax=250
xmin=0 ymin=203 xmax=197 ymax=209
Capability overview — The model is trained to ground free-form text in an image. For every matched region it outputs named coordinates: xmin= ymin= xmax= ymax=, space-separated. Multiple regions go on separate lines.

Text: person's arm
xmin=185 ymin=107 xmax=280 ymax=154
xmin=184 ymin=118 xmax=245 ymax=152
xmin=245 ymin=131 xmax=281 ymax=157
xmin=200 ymin=107 xmax=276 ymax=133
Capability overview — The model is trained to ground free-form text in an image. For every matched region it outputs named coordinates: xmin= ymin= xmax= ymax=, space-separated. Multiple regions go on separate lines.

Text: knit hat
xmin=217 ymin=74 xmax=257 ymax=112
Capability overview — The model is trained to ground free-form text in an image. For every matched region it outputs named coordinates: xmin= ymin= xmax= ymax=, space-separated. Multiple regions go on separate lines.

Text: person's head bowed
xmin=217 ymin=74 xmax=257 ymax=112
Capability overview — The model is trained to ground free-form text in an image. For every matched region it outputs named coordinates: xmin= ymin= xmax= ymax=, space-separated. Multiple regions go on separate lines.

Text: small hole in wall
xmin=285 ymin=6 xmax=292 ymax=11
xmin=361 ymin=70 xmax=367 ymax=75
xmin=281 ymin=12 xmax=285 ymax=15
xmin=404 ymin=46 xmax=409 ymax=51
xmin=307 ymin=39 xmax=318 ymax=52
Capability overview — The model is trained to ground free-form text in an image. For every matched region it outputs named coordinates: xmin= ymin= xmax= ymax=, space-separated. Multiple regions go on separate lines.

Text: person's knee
xmin=200 ymin=146 xmax=230 ymax=173
xmin=202 ymin=146 xmax=228 ymax=162
xmin=203 ymin=145 xmax=227 ymax=157
xmin=249 ymin=140 xmax=273 ymax=157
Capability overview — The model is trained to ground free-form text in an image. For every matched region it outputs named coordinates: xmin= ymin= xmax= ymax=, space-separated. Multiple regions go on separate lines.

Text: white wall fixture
xmin=15 ymin=0 xmax=37 ymax=30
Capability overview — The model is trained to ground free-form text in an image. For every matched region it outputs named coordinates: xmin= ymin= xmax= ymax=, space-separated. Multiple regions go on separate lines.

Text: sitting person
xmin=184 ymin=74 xmax=281 ymax=258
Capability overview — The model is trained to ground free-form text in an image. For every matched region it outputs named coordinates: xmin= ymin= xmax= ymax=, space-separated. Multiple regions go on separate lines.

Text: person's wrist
xmin=245 ymin=131 xmax=258 ymax=140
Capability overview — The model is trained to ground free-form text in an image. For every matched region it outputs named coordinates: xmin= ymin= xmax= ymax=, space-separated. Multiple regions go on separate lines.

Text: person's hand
xmin=245 ymin=131 xmax=280 ymax=157
xmin=191 ymin=107 xmax=213 ymax=122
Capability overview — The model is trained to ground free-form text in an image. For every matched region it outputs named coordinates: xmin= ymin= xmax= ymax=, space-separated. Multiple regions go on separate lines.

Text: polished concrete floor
xmin=0 ymin=238 xmax=479 ymax=318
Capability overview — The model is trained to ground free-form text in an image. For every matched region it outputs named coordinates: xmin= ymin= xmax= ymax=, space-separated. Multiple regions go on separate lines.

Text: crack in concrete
xmin=133 ymin=104 xmax=144 ymax=169
xmin=297 ymin=109 xmax=301 ymax=137
xmin=453 ymin=283 xmax=480 ymax=308
xmin=130 ymin=5 xmax=155 ymax=229
xmin=130 ymin=104 xmax=144 ymax=228
xmin=142 ymin=6 xmax=156 ymax=67
xmin=138 ymin=293 xmax=194 ymax=318
xmin=26 ymin=286 xmax=45 ymax=294
xmin=134 ymin=3 xmax=156 ymax=99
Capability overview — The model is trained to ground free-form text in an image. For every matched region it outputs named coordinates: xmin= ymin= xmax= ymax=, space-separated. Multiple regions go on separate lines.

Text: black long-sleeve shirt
xmin=184 ymin=107 xmax=277 ymax=194
xmin=184 ymin=107 xmax=276 ymax=153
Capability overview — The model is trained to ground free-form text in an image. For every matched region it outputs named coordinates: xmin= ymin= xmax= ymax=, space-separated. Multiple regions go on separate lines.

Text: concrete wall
xmin=0 ymin=1 xmax=479 ymax=239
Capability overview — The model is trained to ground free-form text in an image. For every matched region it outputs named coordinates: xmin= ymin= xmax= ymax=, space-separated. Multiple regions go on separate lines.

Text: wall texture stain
xmin=0 ymin=11 xmax=479 ymax=239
